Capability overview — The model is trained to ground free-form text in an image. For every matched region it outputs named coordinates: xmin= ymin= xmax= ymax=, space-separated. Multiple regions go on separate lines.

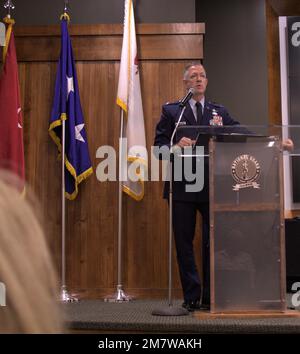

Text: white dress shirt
xmin=189 ymin=97 xmax=205 ymax=122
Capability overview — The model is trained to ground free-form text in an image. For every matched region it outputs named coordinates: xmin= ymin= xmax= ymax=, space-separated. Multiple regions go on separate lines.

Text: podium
xmin=209 ymin=134 xmax=286 ymax=313
xmin=175 ymin=126 xmax=287 ymax=313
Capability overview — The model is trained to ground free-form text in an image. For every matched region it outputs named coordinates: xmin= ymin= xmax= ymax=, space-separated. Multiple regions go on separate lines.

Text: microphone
xmin=170 ymin=88 xmax=195 ymax=147
xmin=179 ymin=88 xmax=195 ymax=107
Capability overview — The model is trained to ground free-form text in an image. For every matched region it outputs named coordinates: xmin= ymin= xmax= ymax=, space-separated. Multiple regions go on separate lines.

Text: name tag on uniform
xmin=176 ymin=121 xmax=186 ymax=126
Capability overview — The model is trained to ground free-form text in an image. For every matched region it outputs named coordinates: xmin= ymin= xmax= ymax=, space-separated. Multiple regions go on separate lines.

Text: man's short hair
xmin=183 ymin=62 xmax=205 ymax=80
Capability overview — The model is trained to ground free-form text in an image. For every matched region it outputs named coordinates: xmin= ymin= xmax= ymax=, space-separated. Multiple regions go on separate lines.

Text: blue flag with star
xmin=49 ymin=18 xmax=93 ymax=200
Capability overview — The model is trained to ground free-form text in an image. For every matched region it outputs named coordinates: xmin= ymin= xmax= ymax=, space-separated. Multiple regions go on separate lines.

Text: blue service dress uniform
xmin=154 ymin=99 xmax=239 ymax=307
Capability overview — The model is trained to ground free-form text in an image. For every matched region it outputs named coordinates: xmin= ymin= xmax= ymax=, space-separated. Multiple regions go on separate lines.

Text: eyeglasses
xmin=189 ymin=73 xmax=207 ymax=80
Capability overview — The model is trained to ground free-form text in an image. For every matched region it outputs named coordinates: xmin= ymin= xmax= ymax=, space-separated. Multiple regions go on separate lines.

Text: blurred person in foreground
xmin=0 ymin=172 xmax=63 ymax=333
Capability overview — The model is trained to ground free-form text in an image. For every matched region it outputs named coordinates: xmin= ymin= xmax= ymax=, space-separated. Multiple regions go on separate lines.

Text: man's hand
xmin=177 ymin=137 xmax=196 ymax=148
xmin=283 ymin=138 xmax=294 ymax=152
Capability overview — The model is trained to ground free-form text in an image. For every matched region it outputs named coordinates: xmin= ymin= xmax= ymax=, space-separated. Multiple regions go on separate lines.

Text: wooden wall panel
xmin=266 ymin=0 xmax=300 ymax=125
xmin=266 ymin=0 xmax=282 ymax=125
xmin=269 ymin=0 xmax=300 ymax=15
xmin=14 ymin=23 xmax=204 ymax=62
xmin=15 ymin=35 xmax=203 ymax=61
xmin=19 ymin=62 xmax=62 ymax=268
xmin=266 ymin=0 xmax=300 ymax=217
xmin=14 ymin=23 xmax=204 ymax=299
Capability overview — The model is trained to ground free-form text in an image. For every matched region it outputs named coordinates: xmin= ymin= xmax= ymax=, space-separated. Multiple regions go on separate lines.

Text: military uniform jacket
xmin=154 ymin=99 xmax=240 ymax=202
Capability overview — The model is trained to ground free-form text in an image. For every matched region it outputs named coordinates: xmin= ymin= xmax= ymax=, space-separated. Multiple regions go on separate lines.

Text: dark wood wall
xmin=266 ymin=0 xmax=300 ymax=217
xmin=266 ymin=0 xmax=300 ymax=125
xmin=14 ymin=23 xmax=205 ymax=298
xmin=266 ymin=0 xmax=282 ymax=126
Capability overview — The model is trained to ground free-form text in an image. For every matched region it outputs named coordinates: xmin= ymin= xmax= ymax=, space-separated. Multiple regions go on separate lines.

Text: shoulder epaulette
xmin=207 ymin=101 xmax=224 ymax=109
xmin=164 ymin=100 xmax=180 ymax=106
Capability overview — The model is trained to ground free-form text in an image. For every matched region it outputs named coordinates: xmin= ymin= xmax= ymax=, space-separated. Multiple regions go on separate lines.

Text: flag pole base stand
xmin=104 ymin=286 xmax=134 ymax=302
xmin=152 ymin=305 xmax=189 ymax=316
xmin=60 ymin=287 xmax=79 ymax=303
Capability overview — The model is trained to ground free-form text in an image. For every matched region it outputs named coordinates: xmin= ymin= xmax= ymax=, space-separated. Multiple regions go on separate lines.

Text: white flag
xmin=117 ymin=0 xmax=147 ymax=201
xmin=0 ymin=22 xmax=5 ymax=47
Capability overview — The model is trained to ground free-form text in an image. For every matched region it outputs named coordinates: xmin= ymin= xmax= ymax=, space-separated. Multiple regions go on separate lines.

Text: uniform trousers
xmin=172 ymin=200 xmax=210 ymax=304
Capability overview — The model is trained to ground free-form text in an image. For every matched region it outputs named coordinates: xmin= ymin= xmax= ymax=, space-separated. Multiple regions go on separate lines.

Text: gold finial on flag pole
xmin=60 ymin=0 xmax=70 ymax=22
xmin=64 ymin=0 xmax=69 ymax=12
xmin=4 ymin=0 xmax=15 ymax=19
xmin=2 ymin=2 xmax=15 ymax=62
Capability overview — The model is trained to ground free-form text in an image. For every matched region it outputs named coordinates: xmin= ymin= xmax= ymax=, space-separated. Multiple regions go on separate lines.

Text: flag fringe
xmin=116 ymin=97 xmax=128 ymax=113
xmin=122 ymin=183 xmax=144 ymax=201
xmin=48 ymin=114 xmax=93 ymax=200
xmin=123 ymin=155 xmax=147 ymax=201
xmin=2 ymin=17 xmax=15 ymax=63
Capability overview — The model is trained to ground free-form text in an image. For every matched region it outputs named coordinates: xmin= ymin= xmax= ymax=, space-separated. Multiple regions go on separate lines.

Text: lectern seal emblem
xmin=231 ymin=154 xmax=261 ymax=191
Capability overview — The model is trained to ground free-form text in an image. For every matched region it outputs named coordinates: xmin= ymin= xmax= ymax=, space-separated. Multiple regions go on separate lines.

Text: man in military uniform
xmin=154 ymin=63 xmax=239 ymax=311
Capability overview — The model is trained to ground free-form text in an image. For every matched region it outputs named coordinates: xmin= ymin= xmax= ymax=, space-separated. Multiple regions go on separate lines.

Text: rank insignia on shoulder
xmin=165 ymin=101 xmax=180 ymax=106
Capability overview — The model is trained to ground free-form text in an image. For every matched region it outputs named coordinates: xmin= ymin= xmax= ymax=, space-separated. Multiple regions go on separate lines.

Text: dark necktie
xmin=195 ymin=102 xmax=203 ymax=125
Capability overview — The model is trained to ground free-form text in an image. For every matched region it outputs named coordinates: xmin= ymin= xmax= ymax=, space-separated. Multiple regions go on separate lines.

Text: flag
xmin=0 ymin=21 xmax=5 ymax=46
xmin=0 ymin=17 xmax=25 ymax=189
xmin=117 ymin=0 xmax=147 ymax=201
xmin=49 ymin=18 xmax=93 ymax=200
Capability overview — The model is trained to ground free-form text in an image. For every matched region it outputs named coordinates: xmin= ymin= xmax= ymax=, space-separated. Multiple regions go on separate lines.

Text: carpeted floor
xmin=64 ymin=296 xmax=300 ymax=334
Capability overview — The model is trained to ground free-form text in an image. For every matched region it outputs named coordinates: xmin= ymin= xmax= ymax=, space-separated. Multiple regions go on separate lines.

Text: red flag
xmin=0 ymin=18 xmax=25 ymax=186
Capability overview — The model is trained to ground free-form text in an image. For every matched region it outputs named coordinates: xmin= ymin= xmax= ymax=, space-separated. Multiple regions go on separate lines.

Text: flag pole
xmin=60 ymin=115 xmax=77 ymax=303
xmin=104 ymin=109 xmax=132 ymax=302
xmin=152 ymin=107 xmax=189 ymax=316
xmin=59 ymin=2 xmax=78 ymax=303
xmin=60 ymin=118 xmax=68 ymax=300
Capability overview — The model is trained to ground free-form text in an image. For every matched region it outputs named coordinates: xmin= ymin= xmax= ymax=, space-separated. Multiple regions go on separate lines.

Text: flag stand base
xmin=60 ymin=286 xmax=79 ymax=303
xmin=104 ymin=285 xmax=133 ymax=302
